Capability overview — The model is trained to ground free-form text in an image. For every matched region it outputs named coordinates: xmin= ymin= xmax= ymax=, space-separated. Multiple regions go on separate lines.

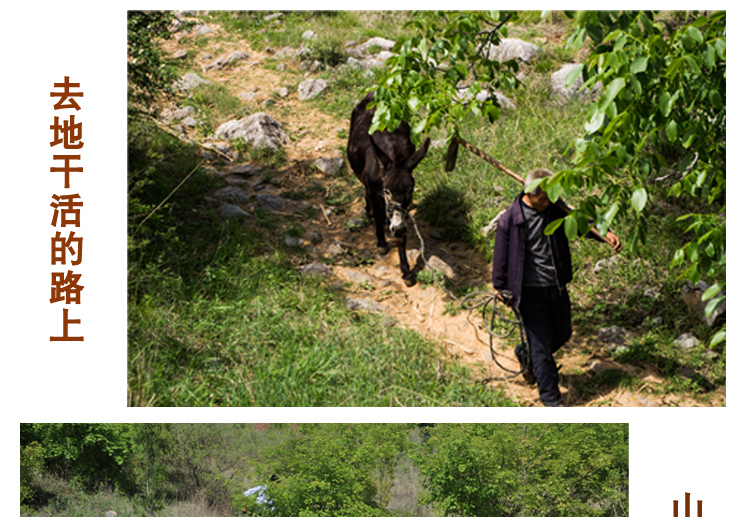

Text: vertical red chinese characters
xmin=49 ymin=77 xmax=84 ymax=342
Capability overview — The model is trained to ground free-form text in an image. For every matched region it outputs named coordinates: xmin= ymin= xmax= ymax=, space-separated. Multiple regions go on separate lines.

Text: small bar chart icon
xmin=674 ymin=492 xmax=703 ymax=517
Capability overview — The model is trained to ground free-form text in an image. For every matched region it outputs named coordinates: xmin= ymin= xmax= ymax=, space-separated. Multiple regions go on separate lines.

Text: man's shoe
xmin=515 ymin=344 xmax=536 ymax=385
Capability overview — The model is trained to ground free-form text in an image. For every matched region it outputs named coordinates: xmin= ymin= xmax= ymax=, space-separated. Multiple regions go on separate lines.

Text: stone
xmin=681 ymin=281 xmax=726 ymax=327
xmin=160 ymin=105 xmax=196 ymax=122
xmin=212 ymin=186 xmax=249 ymax=204
xmin=284 ymin=234 xmax=303 ymax=247
xmin=298 ymin=78 xmax=328 ymax=100
xmin=255 ymin=194 xmax=311 ymax=214
xmin=302 ymin=29 xmax=316 ymax=40
xmin=217 ymin=203 xmax=249 ymax=218
xmin=674 ymin=333 xmax=701 ymax=350
xmin=328 ymin=242 xmax=348 ymax=257
xmin=426 ymin=255 xmax=457 ymax=280
xmin=598 ymin=326 xmax=628 ymax=346
xmin=313 ymin=156 xmax=344 ymax=176
xmin=345 ymin=297 xmax=387 ymax=313
xmin=207 ymin=50 xmax=249 ymax=71
xmin=172 ymin=72 xmax=211 ymax=91
xmin=230 ymin=163 xmax=263 ymax=176
xmin=551 ymin=63 xmax=603 ymax=102
xmin=192 ymin=24 xmax=214 ymax=36
xmin=173 ymin=49 xmax=188 ymax=59
xmin=487 ymin=38 xmax=540 ymax=63
xmin=216 ymin=113 xmax=290 ymax=149
xmin=347 ymin=37 xmax=395 ymax=57
xmin=300 ymin=262 xmax=332 ymax=277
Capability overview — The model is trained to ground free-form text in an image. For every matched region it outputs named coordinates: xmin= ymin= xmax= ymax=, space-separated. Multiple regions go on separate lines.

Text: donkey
xmin=347 ymin=91 xmax=431 ymax=286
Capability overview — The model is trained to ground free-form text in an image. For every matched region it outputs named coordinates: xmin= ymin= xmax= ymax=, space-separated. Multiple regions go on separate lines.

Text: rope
xmin=407 ymin=213 xmax=532 ymax=379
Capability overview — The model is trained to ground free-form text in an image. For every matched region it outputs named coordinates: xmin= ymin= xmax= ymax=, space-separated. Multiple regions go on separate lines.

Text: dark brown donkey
xmin=347 ymin=91 xmax=431 ymax=286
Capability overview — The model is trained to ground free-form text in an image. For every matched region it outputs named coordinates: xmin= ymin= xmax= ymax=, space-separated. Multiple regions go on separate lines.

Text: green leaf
xmin=701 ymin=283 xmax=723 ymax=302
xmin=631 ymin=187 xmax=647 ymax=212
xmin=630 ymin=56 xmax=649 ymax=74
xmin=565 ymin=64 xmax=583 ymax=88
xmin=666 ymin=120 xmax=678 ymax=142
xmin=686 ymin=26 xmax=704 ymax=45
xmin=544 ymin=218 xmax=564 ymax=236
xmin=564 ymin=216 xmax=578 ymax=242
xmin=585 ymin=109 xmax=606 ymax=133
xmin=709 ymin=330 xmax=726 ymax=348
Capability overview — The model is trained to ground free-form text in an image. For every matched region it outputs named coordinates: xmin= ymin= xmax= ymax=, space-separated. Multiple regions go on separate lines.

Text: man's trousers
xmin=519 ymin=285 xmax=572 ymax=406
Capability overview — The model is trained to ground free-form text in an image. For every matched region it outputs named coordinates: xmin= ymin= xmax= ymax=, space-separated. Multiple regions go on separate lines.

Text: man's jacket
xmin=492 ymin=193 xmax=604 ymax=308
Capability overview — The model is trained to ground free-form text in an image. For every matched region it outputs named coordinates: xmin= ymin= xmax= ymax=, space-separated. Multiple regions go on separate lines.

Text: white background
xmin=2 ymin=4 xmax=743 ymax=516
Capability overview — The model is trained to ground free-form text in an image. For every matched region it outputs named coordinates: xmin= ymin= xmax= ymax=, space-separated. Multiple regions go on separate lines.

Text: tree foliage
xmin=127 ymin=10 xmax=180 ymax=113
xmin=413 ymin=423 xmax=629 ymax=517
xmin=260 ymin=423 xmax=412 ymax=517
xmin=561 ymin=10 xmax=726 ymax=341
xmin=372 ymin=10 xmax=726 ymax=341
xmin=369 ymin=11 xmax=522 ymax=140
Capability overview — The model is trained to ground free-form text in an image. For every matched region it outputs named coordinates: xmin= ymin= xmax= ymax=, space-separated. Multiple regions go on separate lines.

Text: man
xmin=492 ymin=168 xmax=622 ymax=406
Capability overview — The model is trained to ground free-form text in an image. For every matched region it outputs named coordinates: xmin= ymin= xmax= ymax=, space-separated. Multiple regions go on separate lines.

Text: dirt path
xmin=162 ymin=20 xmax=724 ymax=407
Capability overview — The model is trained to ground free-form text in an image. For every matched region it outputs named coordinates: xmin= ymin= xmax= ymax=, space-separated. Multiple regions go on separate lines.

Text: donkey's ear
xmin=405 ymin=138 xmax=431 ymax=170
xmin=370 ymin=135 xmax=394 ymax=169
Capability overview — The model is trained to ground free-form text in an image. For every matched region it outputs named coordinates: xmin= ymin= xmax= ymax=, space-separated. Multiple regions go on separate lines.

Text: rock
xmin=192 ymin=24 xmax=214 ymax=36
xmin=676 ymin=366 xmax=699 ymax=379
xmin=173 ymin=49 xmax=188 ymax=59
xmin=590 ymin=360 xmax=610 ymax=375
xmin=217 ymin=203 xmax=249 ymax=218
xmin=598 ymin=326 xmax=628 ymax=346
xmin=238 ymin=92 xmax=260 ymax=101
xmin=230 ymin=163 xmax=263 ymax=176
xmin=346 ymin=56 xmax=363 ymax=68
xmin=216 ymin=113 xmax=290 ymax=149
xmin=298 ymin=79 xmax=328 ymax=100
xmin=212 ymin=186 xmax=249 ymax=204
xmin=302 ymin=29 xmax=316 ymax=40
xmin=345 ymin=297 xmax=387 ymax=313
xmin=160 ymin=105 xmax=196 ymax=122
xmin=182 ymin=116 xmax=198 ymax=128
xmin=313 ymin=156 xmax=344 ymax=176
xmin=276 ymin=87 xmax=290 ymax=98
xmin=456 ymin=88 xmax=516 ymax=109
xmin=347 ymin=37 xmax=395 ymax=57
xmin=105 ymin=512 xmax=117 ymax=517
xmin=426 ymin=255 xmax=457 ymax=280
xmin=674 ymin=333 xmax=701 ymax=350
xmin=429 ymin=228 xmax=444 ymax=240
xmin=328 ymin=242 xmax=348 ymax=257
xmin=283 ymin=234 xmax=302 ymax=247
xmin=264 ymin=12 xmax=283 ymax=22
xmin=593 ymin=255 xmax=621 ymax=274
xmin=360 ymin=51 xmax=392 ymax=69
xmin=551 ymin=63 xmax=603 ymax=102
xmin=300 ymin=262 xmax=332 ymax=277
xmin=207 ymin=50 xmax=249 ymax=71
xmin=681 ymin=281 xmax=726 ymax=327
xmin=487 ymin=38 xmax=540 ymax=63
xmin=172 ymin=72 xmax=211 ymax=91
xmin=255 ymin=194 xmax=311 ymax=214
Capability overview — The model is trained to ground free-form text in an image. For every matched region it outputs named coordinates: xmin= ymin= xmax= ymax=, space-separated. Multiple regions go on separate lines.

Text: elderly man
xmin=492 ymin=168 xmax=622 ymax=406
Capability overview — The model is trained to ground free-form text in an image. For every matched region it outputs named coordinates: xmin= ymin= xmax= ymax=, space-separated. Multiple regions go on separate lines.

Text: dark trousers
xmin=519 ymin=286 xmax=572 ymax=406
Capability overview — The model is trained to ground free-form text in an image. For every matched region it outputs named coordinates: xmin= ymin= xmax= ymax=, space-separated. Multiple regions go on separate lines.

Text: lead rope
xmin=407 ymin=212 xmax=532 ymax=381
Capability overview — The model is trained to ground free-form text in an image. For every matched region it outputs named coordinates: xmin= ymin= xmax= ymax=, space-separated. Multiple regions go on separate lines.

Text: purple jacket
xmin=492 ymin=193 xmax=604 ymax=308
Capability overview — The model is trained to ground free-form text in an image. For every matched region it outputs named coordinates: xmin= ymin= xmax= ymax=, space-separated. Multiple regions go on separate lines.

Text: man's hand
xmin=606 ymin=231 xmax=623 ymax=253
xmin=497 ymin=290 xmax=514 ymax=307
